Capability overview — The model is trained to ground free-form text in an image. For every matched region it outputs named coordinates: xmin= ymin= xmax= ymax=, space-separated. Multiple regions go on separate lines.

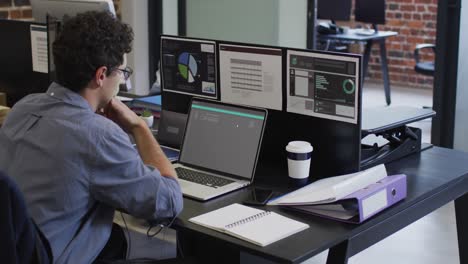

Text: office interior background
xmin=0 ymin=0 xmax=467 ymax=263
xmin=1 ymin=0 xmax=465 ymax=153
xmin=0 ymin=0 xmax=436 ymax=89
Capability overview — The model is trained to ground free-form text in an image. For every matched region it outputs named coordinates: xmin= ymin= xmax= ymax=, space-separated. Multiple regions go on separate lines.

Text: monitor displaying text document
xmin=219 ymin=44 xmax=282 ymax=110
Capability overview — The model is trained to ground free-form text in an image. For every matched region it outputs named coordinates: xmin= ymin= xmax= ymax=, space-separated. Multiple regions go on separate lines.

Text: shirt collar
xmin=46 ymin=82 xmax=94 ymax=111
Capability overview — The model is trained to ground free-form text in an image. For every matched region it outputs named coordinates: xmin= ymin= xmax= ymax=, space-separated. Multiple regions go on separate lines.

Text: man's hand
xmin=103 ymin=98 xmax=145 ymax=134
xmin=101 ymin=98 xmax=177 ymax=179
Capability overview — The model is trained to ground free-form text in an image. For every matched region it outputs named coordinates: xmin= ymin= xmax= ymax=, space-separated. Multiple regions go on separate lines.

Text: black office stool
xmin=413 ymin=44 xmax=436 ymax=109
xmin=414 ymin=43 xmax=435 ymax=76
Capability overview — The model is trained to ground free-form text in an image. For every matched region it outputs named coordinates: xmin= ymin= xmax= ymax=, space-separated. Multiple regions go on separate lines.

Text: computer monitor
xmin=160 ymin=36 xmax=218 ymax=99
xmin=317 ymin=0 xmax=352 ymax=22
xmin=0 ymin=20 xmax=50 ymax=107
xmin=218 ymin=43 xmax=282 ymax=110
xmin=286 ymin=49 xmax=361 ymax=124
xmin=31 ymin=0 xmax=116 ymax=23
xmin=355 ymin=0 xmax=386 ymax=25
xmin=31 ymin=0 xmax=116 ymax=86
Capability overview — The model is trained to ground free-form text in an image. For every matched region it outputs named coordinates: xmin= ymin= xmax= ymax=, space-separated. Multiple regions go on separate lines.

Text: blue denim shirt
xmin=0 ymin=82 xmax=183 ymax=264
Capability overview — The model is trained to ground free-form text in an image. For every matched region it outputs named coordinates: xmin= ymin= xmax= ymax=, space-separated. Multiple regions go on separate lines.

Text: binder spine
xmin=224 ymin=211 xmax=271 ymax=229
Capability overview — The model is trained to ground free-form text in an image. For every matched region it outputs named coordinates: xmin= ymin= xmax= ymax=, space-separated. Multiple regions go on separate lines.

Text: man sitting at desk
xmin=0 ymin=11 xmax=182 ymax=263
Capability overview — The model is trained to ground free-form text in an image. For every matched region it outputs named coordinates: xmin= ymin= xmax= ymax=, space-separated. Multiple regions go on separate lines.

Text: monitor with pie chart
xmin=161 ymin=36 xmax=218 ymax=99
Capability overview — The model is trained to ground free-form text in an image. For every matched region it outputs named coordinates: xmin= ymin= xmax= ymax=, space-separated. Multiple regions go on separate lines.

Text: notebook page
xmin=189 ymin=203 xmax=264 ymax=230
xmin=226 ymin=212 xmax=309 ymax=247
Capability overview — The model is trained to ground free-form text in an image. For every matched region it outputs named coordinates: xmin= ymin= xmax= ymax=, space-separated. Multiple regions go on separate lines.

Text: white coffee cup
xmin=286 ymin=141 xmax=313 ymax=180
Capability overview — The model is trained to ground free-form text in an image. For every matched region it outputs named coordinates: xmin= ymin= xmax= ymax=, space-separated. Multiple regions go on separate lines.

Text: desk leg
xmin=326 ymin=240 xmax=350 ymax=264
xmin=379 ymin=39 xmax=391 ymax=105
xmin=363 ymin=39 xmax=373 ymax=83
xmin=455 ymin=193 xmax=468 ymax=264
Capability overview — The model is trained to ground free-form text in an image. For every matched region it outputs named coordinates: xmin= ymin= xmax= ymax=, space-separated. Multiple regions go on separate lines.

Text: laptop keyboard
xmin=175 ymin=167 xmax=234 ymax=188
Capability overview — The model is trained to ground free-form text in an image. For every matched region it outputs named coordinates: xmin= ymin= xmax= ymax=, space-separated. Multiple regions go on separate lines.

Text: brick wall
xmin=372 ymin=0 xmax=437 ymax=89
xmin=0 ymin=0 xmax=32 ymax=20
xmin=1 ymin=0 xmax=437 ymax=89
xmin=340 ymin=0 xmax=437 ymax=89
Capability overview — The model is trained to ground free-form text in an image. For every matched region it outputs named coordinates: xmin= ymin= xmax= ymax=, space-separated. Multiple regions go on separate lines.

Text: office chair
xmin=0 ymin=170 xmax=52 ymax=264
xmin=414 ymin=43 xmax=435 ymax=76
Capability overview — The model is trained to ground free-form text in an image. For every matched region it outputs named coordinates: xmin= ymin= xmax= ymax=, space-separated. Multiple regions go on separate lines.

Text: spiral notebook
xmin=189 ymin=203 xmax=309 ymax=247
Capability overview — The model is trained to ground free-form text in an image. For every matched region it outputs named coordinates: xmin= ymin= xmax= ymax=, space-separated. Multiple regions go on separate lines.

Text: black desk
xmin=317 ymin=29 xmax=398 ymax=105
xmin=174 ymin=147 xmax=468 ymax=263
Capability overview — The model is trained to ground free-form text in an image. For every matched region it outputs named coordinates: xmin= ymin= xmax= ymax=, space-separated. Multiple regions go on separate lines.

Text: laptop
xmin=156 ymin=110 xmax=187 ymax=162
xmin=160 ymin=145 xmax=180 ymax=162
xmin=174 ymin=98 xmax=268 ymax=201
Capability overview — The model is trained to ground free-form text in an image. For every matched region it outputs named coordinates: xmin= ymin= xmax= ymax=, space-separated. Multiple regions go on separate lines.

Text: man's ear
xmin=94 ymin=66 xmax=108 ymax=87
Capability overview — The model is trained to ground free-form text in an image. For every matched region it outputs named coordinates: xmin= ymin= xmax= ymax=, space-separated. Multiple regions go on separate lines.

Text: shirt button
xmin=50 ymin=92 xmax=54 ymax=96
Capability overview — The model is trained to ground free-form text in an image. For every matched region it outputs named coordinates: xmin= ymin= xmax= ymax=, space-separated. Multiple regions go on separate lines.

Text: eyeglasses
xmin=114 ymin=66 xmax=133 ymax=81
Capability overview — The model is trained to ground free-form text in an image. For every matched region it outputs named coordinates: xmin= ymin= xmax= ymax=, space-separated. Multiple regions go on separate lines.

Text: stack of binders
xmin=268 ymin=165 xmax=407 ymax=224
xmin=286 ymin=174 xmax=407 ymax=224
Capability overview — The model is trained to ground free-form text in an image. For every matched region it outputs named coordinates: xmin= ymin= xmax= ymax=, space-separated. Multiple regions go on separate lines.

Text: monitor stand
xmin=360 ymin=106 xmax=436 ymax=169
xmin=372 ymin=23 xmax=379 ymax=33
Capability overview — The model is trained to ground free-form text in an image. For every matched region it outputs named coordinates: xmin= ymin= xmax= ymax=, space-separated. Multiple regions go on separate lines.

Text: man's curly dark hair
xmin=53 ymin=11 xmax=133 ymax=92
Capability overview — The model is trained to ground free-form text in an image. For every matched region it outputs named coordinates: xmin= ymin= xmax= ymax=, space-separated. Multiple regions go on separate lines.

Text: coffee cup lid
xmin=286 ymin=141 xmax=313 ymax=153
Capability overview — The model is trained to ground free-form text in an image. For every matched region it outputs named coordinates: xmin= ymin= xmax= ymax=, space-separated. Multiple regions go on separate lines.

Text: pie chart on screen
xmin=178 ymin=52 xmax=198 ymax=83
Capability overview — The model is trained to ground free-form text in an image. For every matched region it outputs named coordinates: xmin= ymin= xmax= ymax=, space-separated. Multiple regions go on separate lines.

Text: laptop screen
xmin=180 ymin=99 xmax=267 ymax=180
